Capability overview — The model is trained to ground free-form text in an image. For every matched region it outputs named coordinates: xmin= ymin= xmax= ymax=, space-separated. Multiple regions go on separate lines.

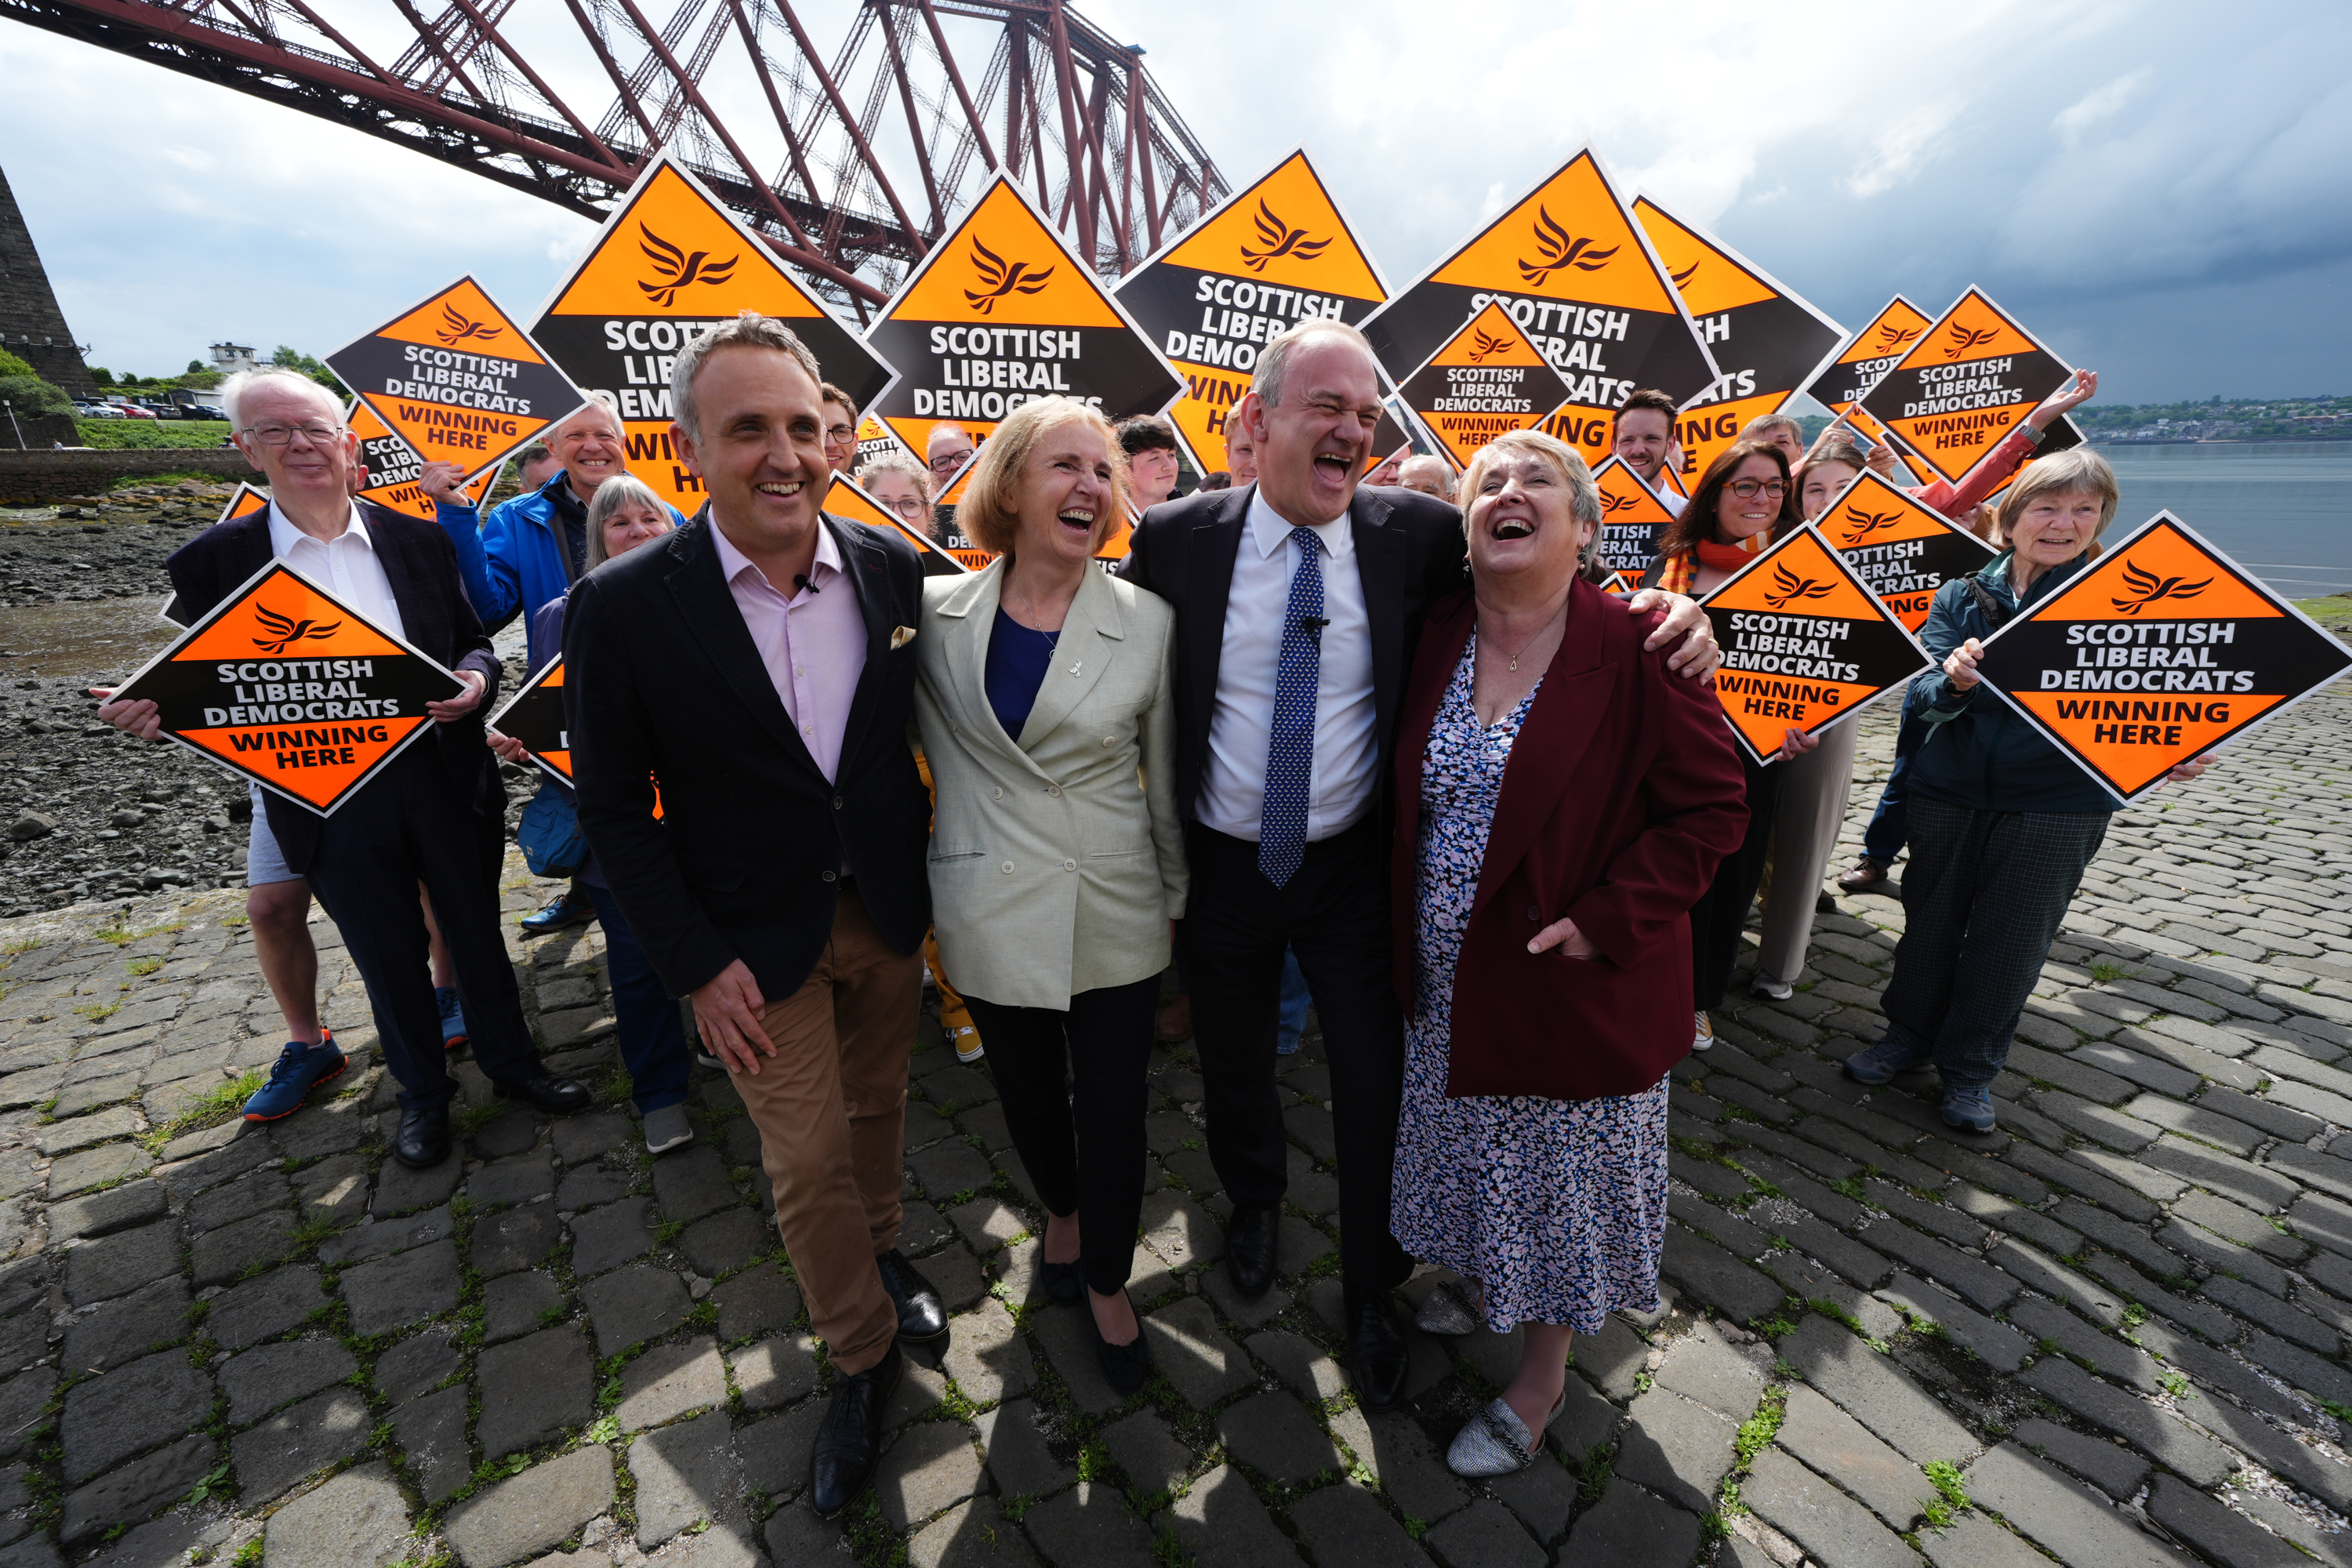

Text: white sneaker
xmin=1750 ymin=976 xmax=1794 ymax=1000
xmin=949 ymin=1025 xmax=985 ymax=1065
xmin=1693 ymin=1011 xmax=1714 ymax=1052
xmin=643 ymin=1104 xmax=695 ymax=1156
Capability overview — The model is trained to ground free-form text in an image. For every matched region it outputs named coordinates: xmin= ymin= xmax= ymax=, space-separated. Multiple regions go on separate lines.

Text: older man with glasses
xmin=99 ymin=365 xmax=593 ymax=1166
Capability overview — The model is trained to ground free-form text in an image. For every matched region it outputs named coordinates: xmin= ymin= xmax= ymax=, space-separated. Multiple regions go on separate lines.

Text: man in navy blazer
xmin=100 ymin=366 xmax=590 ymax=1167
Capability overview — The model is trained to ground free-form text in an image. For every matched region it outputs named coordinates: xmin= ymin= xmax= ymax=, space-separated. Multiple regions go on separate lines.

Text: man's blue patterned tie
xmin=1258 ymin=527 xmax=1324 ymax=888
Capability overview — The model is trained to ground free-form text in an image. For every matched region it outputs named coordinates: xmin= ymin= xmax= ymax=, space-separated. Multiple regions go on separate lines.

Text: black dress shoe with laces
xmin=877 ymin=1249 xmax=949 ymax=1344
xmin=810 ymin=1341 xmax=902 ymax=1519
xmin=1225 ymin=1203 xmax=1279 ymax=1298
xmin=492 ymin=1073 xmax=593 ymax=1114
xmin=1345 ymin=1293 xmax=1410 ymax=1412
xmin=520 ymin=887 xmax=596 ymax=935
xmin=393 ymin=1105 xmax=452 ymax=1169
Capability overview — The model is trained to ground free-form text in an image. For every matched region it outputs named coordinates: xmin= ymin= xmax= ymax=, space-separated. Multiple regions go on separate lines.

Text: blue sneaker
xmin=437 ymin=986 xmax=468 ymax=1052
xmin=1941 ymin=1084 xmax=1997 ymax=1133
xmin=243 ymin=1040 xmax=349 ymax=1122
xmin=1844 ymin=1037 xmax=1935 ymax=1085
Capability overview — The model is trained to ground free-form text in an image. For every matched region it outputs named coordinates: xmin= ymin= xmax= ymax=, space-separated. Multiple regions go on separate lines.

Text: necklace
xmin=1479 ymin=603 xmax=1566 ymax=672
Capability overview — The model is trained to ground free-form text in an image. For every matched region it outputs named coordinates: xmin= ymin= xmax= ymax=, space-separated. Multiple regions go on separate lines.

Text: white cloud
xmin=2053 ymin=67 xmax=2153 ymax=147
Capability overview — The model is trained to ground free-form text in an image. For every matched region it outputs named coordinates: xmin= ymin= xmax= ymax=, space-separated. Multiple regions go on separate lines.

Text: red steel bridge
xmin=1 ymin=0 xmax=1229 ymax=314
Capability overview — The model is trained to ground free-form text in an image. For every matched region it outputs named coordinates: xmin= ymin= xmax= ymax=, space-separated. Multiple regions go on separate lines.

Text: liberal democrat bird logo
xmin=2111 ymin=559 xmax=2214 ymax=616
xmin=434 ymin=303 xmax=501 ymax=346
xmin=1671 ymin=260 xmax=1700 ymax=289
xmin=1238 ymin=201 xmax=1331 ymax=272
xmin=1466 ymin=328 xmax=1515 ymax=363
xmin=251 ymin=604 xmax=342 ymax=655
xmin=1873 ymin=322 xmax=1921 ymax=352
xmin=1600 ymin=490 xmax=1636 ymax=515
xmin=1763 ymin=564 xmax=1834 ymax=610
xmin=637 ymin=223 xmax=739 ymax=307
xmin=964 ymin=237 xmax=1054 ymax=314
xmin=1942 ymin=322 xmax=1999 ymax=360
xmin=1519 ymin=208 xmax=1618 ymax=286
xmin=1838 ymin=506 xmax=1904 ymax=546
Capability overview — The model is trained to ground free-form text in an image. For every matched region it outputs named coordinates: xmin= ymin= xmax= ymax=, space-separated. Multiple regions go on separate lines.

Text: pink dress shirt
xmin=711 ymin=517 xmax=867 ymax=783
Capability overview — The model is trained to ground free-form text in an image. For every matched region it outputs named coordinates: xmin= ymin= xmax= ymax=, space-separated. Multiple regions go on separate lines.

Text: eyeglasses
xmin=930 ymin=456 xmax=969 ymax=476
xmin=824 ymin=423 xmax=855 ymax=445
xmin=1728 ymin=479 xmax=1786 ymax=500
xmin=241 ymin=422 xmax=344 ymax=447
xmin=886 ymin=496 xmax=924 ymax=519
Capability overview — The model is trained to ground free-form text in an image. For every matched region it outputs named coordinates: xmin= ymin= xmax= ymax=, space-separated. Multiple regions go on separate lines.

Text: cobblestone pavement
xmin=0 ymin=689 xmax=2349 ymax=1568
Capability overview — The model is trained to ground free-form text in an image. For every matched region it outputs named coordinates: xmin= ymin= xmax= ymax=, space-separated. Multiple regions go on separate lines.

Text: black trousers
xmin=1178 ymin=815 xmax=1411 ymax=1305
xmin=964 ymin=975 xmax=1158 ymax=1297
xmin=299 ymin=745 xmax=544 ymax=1111
xmin=1688 ymin=750 xmax=1784 ymax=1012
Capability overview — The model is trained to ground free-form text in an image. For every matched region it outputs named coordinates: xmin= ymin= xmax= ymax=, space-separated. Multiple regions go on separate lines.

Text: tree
xmin=0 ymin=376 xmax=73 ymax=416
xmin=89 ymin=367 xmax=114 ymax=387
xmin=186 ymin=358 xmax=205 ymax=375
xmin=0 ymin=349 xmax=31 ymax=379
xmin=271 ymin=346 xmax=349 ymax=397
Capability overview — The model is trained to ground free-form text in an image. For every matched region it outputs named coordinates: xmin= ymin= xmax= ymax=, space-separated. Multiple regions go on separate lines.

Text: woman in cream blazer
xmin=911 ymin=397 xmax=1185 ymax=1392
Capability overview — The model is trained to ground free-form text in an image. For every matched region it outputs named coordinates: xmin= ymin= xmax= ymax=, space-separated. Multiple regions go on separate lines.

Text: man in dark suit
xmin=1120 ymin=321 xmax=1717 ymax=1410
xmin=99 ymin=366 xmax=590 ymax=1167
xmin=562 ymin=315 xmax=944 ymax=1521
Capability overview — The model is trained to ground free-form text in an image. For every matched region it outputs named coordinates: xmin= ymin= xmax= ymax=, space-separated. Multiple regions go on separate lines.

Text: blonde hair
xmin=1459 ymin=429 xmax=1602 ymax=528
xmin=853 ymin=454 xmax=932 ymax=507
xmin=1994 ymin=448 xmax=2119 ymax=549
xmin=583 ymin=476 xmax=672 ymax=570
xmin=955 ymin=397 xmax=1130 ymax=557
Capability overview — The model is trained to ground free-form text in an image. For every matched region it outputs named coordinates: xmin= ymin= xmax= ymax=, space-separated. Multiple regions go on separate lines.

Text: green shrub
xmin=0 ymin=349 xmax=34 ymax=378
xmin=0 ymin=375 xmax=72 ymax=416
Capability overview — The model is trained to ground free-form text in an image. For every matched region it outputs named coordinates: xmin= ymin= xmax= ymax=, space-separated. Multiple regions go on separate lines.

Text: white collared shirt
xmin=1194 ymin=486 xmax=1377 ymax=843
xmin=267 ymin=501 xmax=405 ymax=641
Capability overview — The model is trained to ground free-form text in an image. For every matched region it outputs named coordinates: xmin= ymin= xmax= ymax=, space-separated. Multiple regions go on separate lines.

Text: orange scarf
xmin=1656 ymin=532 xmax=1770 ymax=596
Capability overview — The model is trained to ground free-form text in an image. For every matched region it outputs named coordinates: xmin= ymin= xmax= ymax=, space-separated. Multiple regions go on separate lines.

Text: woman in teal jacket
xmin=1842 ymin=451 xmax=2212 ymax=1132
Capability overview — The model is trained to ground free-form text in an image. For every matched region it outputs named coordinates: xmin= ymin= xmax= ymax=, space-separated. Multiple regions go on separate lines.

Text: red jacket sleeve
xmin=1913 ymin=424 xmax=2039 ymax=517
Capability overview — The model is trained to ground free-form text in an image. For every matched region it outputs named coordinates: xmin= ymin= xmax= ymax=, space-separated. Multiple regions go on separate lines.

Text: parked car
xmin=180 ymin=404 xmax=225 ymax=421
xmin=117 ymin=403 xmax=159 ymax=419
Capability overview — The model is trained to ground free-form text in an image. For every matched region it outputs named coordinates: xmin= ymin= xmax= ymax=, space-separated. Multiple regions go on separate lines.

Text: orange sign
xmin=1814 ymin=469 xmax=1997 ymax=631
xmin=1589 ymin=456 xmax=1677 ymax=577
xmin=488 ymin=655 xmax=568 ymax=782
xmin=327 ymin=276 xmax=587 ymax=481
xmin=1599 ymin=570 xmax=1639 ymax=597
xmin=110 ymin=559 xmax=463 ymax=813
xmin=1698 ymin=525 xmax=1933 ymax=764
xmin=1113 ymin=149 xmax=1389 ymax=472
xmin=1971 ymin=514 xmax=2352 ymax=800
xmin=862 ymin=173 xmax=1180 ymax=463
xmin=1632 ymin=194 xmax=1845 ymax=484
xmin=528 ymin=154 xmax=898 ymax=517
xmin=163 ymin=485 xmax=274 ymax=627
xmin=1808 ymin=296 xmax=1934 ymax=415
xmin=1364 ymin=147 xmax=1715 ymax=463
xmin=1396 ymin=299 xmax=1573 ymax=468
xmin=822 ymin=473 xmax=971 ymax=577
xmin=349 ymin=401 xmax=492 ymax=523
xmin=922 ymin=452 xmax=1130 ymax=570
xmin=1857 ymin=289 xmax=2076 ymax=488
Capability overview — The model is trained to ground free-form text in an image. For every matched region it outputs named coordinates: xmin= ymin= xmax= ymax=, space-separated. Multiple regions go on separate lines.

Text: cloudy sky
xmin=4 ymin=0 xmax=2347 ymax=404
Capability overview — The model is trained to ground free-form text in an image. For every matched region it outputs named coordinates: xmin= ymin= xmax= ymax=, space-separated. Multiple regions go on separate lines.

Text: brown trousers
xmin=733 ymin=886 xmax=920 ymax=1375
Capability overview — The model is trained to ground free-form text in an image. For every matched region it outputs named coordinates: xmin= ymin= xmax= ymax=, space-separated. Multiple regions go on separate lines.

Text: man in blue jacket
xmin=423 ymin=393 xmax=685 ymax=933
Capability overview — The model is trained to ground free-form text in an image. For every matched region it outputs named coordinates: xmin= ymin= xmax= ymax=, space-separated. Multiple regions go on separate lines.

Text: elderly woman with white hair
xmin=1843 ymin=449 xmax=2212 ymax=1131
xmin=1385 ymin=430 xmax=1748 ymax=1476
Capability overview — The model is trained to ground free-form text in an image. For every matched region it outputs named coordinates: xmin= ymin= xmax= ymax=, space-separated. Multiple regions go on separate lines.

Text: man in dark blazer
xmin=562 ymin=316 xmax=942 ymax=1522
xmin=100 ymin=366 xmax=590 ymax=1168
xmin=1120 ymin=320 xmax=1717 ymax=1410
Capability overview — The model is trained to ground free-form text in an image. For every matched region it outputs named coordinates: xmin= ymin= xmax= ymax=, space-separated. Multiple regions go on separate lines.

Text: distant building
xmin=0 ymin=164 xmax=95 ymax=395
xmin=209 ymin=343 xmax=258 ymax=375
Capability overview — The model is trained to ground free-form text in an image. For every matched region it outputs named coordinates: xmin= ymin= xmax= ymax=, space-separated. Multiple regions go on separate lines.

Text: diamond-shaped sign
xmin=1589 ymin=456 xmax=1677 ymax=577
xmin=488 ymin=655 xmax=568 ymax=783
xmin=1816 ymin=469 xmax=1998 ymax=630
xmin=1806 ymin=295 xmax=1933 ymax=416
xmin=1698 ymin=525 xmax=1933 ymax=764
xmin=1970 ymin=513 xmax=2352 ymax=801
xmin=349 ymin=400 xmax=492 ymax=524
xmin=823 ymin=474 xmax=971 ymax=577
xmin=110 ymin=558 xmax=463 ymax=813
xmin=1857 ymin=288 xmax=2078 ymax=490
xmin=1396 ymin=300 xmax=1573 ymax=469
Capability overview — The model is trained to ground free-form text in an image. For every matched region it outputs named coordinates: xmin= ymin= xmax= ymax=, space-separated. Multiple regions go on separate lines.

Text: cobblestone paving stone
xmin=0 ymin=694 xmax=2349 ymax=1563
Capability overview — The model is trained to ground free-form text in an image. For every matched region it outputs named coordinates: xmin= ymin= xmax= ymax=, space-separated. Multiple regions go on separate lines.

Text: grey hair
xmin=220 ymin=366 xmax=342 ymax=430
xmin=1459 ymin=429 xmax=1603 ymax=534
xmin=669 ymin=313 xmax=822 ymax=441
xmin=1740 ymin=412 xmax=1805 ymax=446
xmin=583 ymin=475 xmax=672 ymax=570
xmin=1251 ymin=318 xmax=1377 ymax=408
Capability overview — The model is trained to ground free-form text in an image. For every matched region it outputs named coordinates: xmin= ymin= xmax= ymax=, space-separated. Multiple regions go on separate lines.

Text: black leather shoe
xmin=492 ymin=1073 xmax=593 ymax=1114
xmin=392 ymin=1105 xmax=452 ymax=1169
xmin=1088 ymin=1288 xmax=1153 ymax=1395
xmin=1345 ymin=1294 xmax=1410 ymax=1412
xmin=1041 ymin=1258 xmax=1083 ymax=1306
xmin=520 ymin=887 xmax=595 ymax=935
xmin=877 ymin=1249 xmax=949 ymax=1345
xmin=1226 ymin=1203 xmax=1279 ymax=1298
xmin=810 ymin=1341 xmax=902 ymax=1519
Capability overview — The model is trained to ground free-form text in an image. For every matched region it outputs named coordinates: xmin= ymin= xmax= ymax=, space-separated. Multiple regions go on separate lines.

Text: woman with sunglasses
xmin=1641 ymin=441 xmax=1819 ymax=1052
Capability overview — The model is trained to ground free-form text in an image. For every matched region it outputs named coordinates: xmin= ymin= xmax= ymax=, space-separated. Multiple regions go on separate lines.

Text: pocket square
xmin=890 ymin=625 xmax=917 ymax=651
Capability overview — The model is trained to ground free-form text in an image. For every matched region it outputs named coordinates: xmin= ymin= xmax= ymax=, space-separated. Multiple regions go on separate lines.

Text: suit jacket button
xmin=1102 ymin=736 xmax=1115 ymax=747
xmin=992 ymin=787 xmax=1004 ymax=800
xmin=822 ymin=870 xmax=838 ymax=883
xmin=1527 ymin=905 xmax=1541 ymax=921
xmin=833 ymin=795 xmax=844 ymax=810
xmin=1046 ymin=786 xmax=1061 ymax=797
xmin=1062 ymin=859 xmax=1076 ymax=872
xmin=1000 ymin=861 xmax=1014 ymax=874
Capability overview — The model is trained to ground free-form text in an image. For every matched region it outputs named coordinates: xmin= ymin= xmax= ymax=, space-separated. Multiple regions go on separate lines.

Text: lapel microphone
xmin=1301 ymin=615 xmax=1329 ymax=633
xmin=794 ymin=573 xmax=820 ymax=594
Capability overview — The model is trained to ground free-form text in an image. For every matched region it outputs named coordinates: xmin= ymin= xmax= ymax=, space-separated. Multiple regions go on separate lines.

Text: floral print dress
xmin=1389 ymin=633 xmax=1670 ymax=1334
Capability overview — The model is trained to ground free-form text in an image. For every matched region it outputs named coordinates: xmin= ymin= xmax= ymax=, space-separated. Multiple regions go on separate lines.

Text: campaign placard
xmin=1698 ymin=525 xmax=1933 ymax=764
xmin=110 ymin=559 xmax=463 ymax=813
xmin=854 ymin=414 xmax=913 ymax=470
xmin=1588 ymin=456 xmax=1675 ymax=576
xmin=1598 ymin=570 xmax=1639 ymax=597
xmin=1113 ymin=149 xmax=1389 ymax=474
xmin=162 ymin=485 xmax=274 ymax=627
xmin=862 ymin=172 xmax=1182 ymax=463
xmin=823 ymin=473 xmax=971 ymax=577
xmin=1363 ymin=147 xmax=1715 ymax=466
xmin=1807 ymin=296 xmax=1934 ymax=416
xmin=327 ymin=277 xmax=587 ymax=480
xmin=1396 ymin=300 xmax=1573 ymax=468
xmin=528 ymin=154 xmax=898 ymax=517
xmin=1969 ymin=514 xmax=2352 ymax=802
xmin=1817 ymin=469 xmax=1997 ymax=630
xmin=1631 ymin=194 xmax=1845 ymax=483
xmin=350 ymin=401 xmax=492 ymax=523
xmin=488 ymin=655 xmax=569 ymax=782
xmin=1857 ymin=288 xmax=2077 ymax=490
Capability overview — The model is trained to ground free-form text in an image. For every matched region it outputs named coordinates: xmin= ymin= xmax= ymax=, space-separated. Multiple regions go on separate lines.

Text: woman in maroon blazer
xmin=1387 ymin=430 xmax=1748 ymax=1478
